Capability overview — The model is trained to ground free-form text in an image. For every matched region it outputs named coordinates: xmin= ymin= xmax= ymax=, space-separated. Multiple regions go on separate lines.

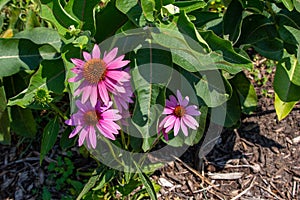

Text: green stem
xmin=50 ymin=103 xmax=68 ymax=120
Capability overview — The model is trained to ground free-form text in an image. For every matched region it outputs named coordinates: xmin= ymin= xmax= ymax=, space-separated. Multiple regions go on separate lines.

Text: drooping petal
xmin=106 ymin=71 xmax=130 ymax=82
xmin=83 ymin=51 xmax=91 ymax=61
xmin=173 ymin=118 xmax=180 ymax=136
xmin=68 ymin=74 xmax=83 ymax=82
xmin=182 ymin=115 xmax=197 ymax=130
xmin=181 ymin=96 xmax=189 ymax=107
xmin=89 ymin=85 xmax=98 ymax=107
xmin=103 ymin=47 xmax=118 ymax=64
xmin=183 ymin=114 xmax=199 ymax=128
xmin=98 ymin=123 xmax=116 ymax=140
xmin=88 ymin=126 xmax=97 ymax=149
xmin=98 ymin=81 xmax=110 ymax=104
xmin=159 ymin=116 xmax=169 ymax=128
xmin=180 ymin=119 xmax=188 ymax=136
xmin=92 ymin=44 xmax=100 ymax=59
xmin=106 ymin=57 xmax=130 ymax=69
xmin=78 ymin=127 xmax=88 ymax=146
xmin=101 ymin=110 xmax=122 ymax=121
xmin=164 ymin=115 xmax=177 ymax=128
xmin=82 ymin=84 xmax=93 ymax=103
xmin=69 ymin=126 xmax=83 ymax=138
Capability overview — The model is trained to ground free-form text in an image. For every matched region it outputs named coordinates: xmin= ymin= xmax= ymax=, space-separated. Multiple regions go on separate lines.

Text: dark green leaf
xmin=195 ymin=70 xmax=231 ymax=107
xmin=240 ymin=0 xmax=264 ymax=12
xmin=230 ymin=72 xmax=257 ymax=114
xmin=116 ymin=0 xmax=147 ymax=26
xmin=282 ymin=0 xmax=294 ymax=11
xmin=131 ymin=47 xmax=172 ymax=151
xmin=0 ymin=39 xmax=59 ymax=77
xmin=92 ymin=169 xmax=115 ymax=190
xmin=8 ymin=59 xmax=66 ymax=108
xmin=134 ymin=161 xmax=157 ymax=200
xmin=223 ymin=0 xmax=243 ymax=43
xmin=95 ymin=1 xmax=128 ymax=43
xmin=173 ymin=0 xmax=206 ymax=13
xmin=237 ymin=14 xmax=277 ymax=45
xmin=40 ymin=116 xmax=59 ymax=164
xmin=14 ymin=27 xmax=62 ymax=52
xmin=253 ymin=38 xmax=284 ymax=60
xmin=0 ymin=108 xmax=10 ymax=145
xmin=10 ymin=106 xmax=37 ymax=137
xmin=191 ymin=11 xmax=221 ymax=28
xmin=60 ymin=127 xmax=77 ymax=149
xmin=64 ymin=0 xmax=99 ymax=36
xmin=141 ymin=0 xmax=156 ymax=22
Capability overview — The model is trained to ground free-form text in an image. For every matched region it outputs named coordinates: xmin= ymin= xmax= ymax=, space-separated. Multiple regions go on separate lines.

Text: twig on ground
xmin=230 ymin=176 xmax=256 ymax=200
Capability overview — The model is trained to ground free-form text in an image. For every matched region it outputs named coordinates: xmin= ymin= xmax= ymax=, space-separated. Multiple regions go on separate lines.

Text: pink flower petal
xmin=82 ymin=84 xmax=93 ymax=103
xmin=180 ymin=119 xmax=188 ymax=136
xmin=92 ymin=44 xmax=100 ymax=59
xmin=89 ymin=85 xmax=98 ymax=107
xmin=68 ymin=74 xmax=83 ymax=83
xmin=181 ymin=96 xmax=189 ymax=107
xmin=183 ymin=114 xmax=199 ymax=129
xmin=159 ymin=116 xmax=169 ymax=128
xmin=164 ymin=115 xmax=176 ymax=128
xmin=102 ymin=110 xmax=122 ymax=121
xmin=185 ymin=105 xmax=201 ymax=116
xmin=103 ymin=48 xmax=118 ymax=64
xmin=83 ymin=51 xmax=91 ymax=61
xmin=98 ymin=81 xmax=110 ymax=104
xmin=98 ymin=123 xmax=116 ymax=140
xmin=69 ymin=126 xmax=82 ymax=138
xmin=176 ymin=90 xmax=183 ymax=104
xmin=163 ymin=108 xmax=173 ymax=115
xmin=106 ymin=71 xmax=130 ymax=83
xmin=173 ymin=118 xmax=180 ymax=136
xmin=106 ymin=57 xmax=130 ymax=69
xmin=88 ymin=126 xmax=97 ymax=149
xmin=78 ymin=127 xmax=88 ymax=146
xmin=71 ymin=58 xmax=85 ymax=68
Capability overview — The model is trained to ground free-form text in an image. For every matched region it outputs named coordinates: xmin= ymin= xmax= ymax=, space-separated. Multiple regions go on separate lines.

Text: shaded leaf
xmin=10 ymin=106 xmax=37 ymax=137
xmin=116 ymin=0 xmax=146 ymax=26
xmin=14 ymin=27 xmax=62 ymax=52
xmin=40 ymin=116 xmax=59 ymax=164
xmin=173 ymin=0 xmax=206 ymax=13
xmin=8 ymin=59 xmax=66 ymax=108
xmin=230 ymin=72 xmax=257 ymax=114
xmin=0 ymin=39 xmax=59 ymax=77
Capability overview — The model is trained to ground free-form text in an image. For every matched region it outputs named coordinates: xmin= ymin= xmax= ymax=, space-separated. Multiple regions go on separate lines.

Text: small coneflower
xmin=158 ymin=90 xmax=201 ymax=140
xmin=69 ymin=44 xmax=130 ymax=106
xmin=65 ymin=100 xmax=122 ymax=149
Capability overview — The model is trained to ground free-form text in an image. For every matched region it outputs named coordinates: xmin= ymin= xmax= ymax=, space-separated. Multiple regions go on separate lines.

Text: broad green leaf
xmin=155 ymin=0 xmax=174 ymax=11
xmin=77 ymin=168 xmax=105 ymax=200
xmin=253 ymin=38 xmax=284 ymax=61
xmin=213 ymin=89 xmax=241 ymax=127
xmin=14 ymin=27 xmax=62 ymax=52
xmin=0 ymin=39 xmax=59 ymax=77
xmin=285 ymin=26 xmax=300 ymax=44
xmin=237 ymin=14 xmax=277 ymax=45
xmin=60 ymin=127 xmax=77 ymax=149
xmin=195 ymin=71 xmax=231 ymax=107
xmin=173 ymin=0 xmax=206 ymax=13
xmin=273 ymin=55 xmax=300 ymax=102
xmin=275 ymin=93 xmax=297 ymax=121
xmin=8 ymin=59 xmax=66 ymax=108
xmin=0 ymin=78 xmax=10 ymax=144
xmin=191 ymin=11 xmax=221 ymax=28
xmin=0 ymin=0 xmax=10 ymax=10
xmin=282 ymin=0 xmax=294 ymax=11
xmin=40 ymin=0 xmax=79 ymax=36
xmin=134 ymin=161 xmax=157 ymax=200
xmin=141 ymin=0 xmax=156 ymax=22
xmin=40 ymin=116 xmax=59 ymax=164
xmin=131 ymin=47 xmax=172 ymax=151
xmin=64 ymin=0 xmax=99 ymax=36
xmin=223 ymin=0 xmax=243 ymax=43
xmin=92 ymin=169 xmax=115 ymax=190
xmin=199 ymin=30 xmax=253 ymax=72
xmin=230 ymin=72 xmax=257 ymax=114
xmin=293 ymin=0 xmax=300 ymax=12
xmin=116 ymin=0 xmax=147 ymax=27
xmin=117 ymin=179 xmax=141 ymax=196
xmin=0 ymin=108 xmax=10 ymax=145
xmin=10 ymin=106 xmax=37 ymax=137
xmin=95 ymin=1 xmax=128 ymax=42
xmin=239 ymin=0 xmax=264 ymax=13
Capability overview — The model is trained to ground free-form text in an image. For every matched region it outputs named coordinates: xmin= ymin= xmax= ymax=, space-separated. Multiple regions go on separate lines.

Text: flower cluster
xmin=66 ymin=44 xmax=132 ymax=148
xmin=65 ymin=44 xmax=201 ymax=149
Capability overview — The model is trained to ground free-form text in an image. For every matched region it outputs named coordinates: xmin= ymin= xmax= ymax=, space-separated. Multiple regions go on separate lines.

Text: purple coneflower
xmin=158 ymin=90 xmax=201 ymax=140
xmin=69 ymin=44 xmax=130 ymax=106
xmin=65 ymin=100 xmax=122 ymax=149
